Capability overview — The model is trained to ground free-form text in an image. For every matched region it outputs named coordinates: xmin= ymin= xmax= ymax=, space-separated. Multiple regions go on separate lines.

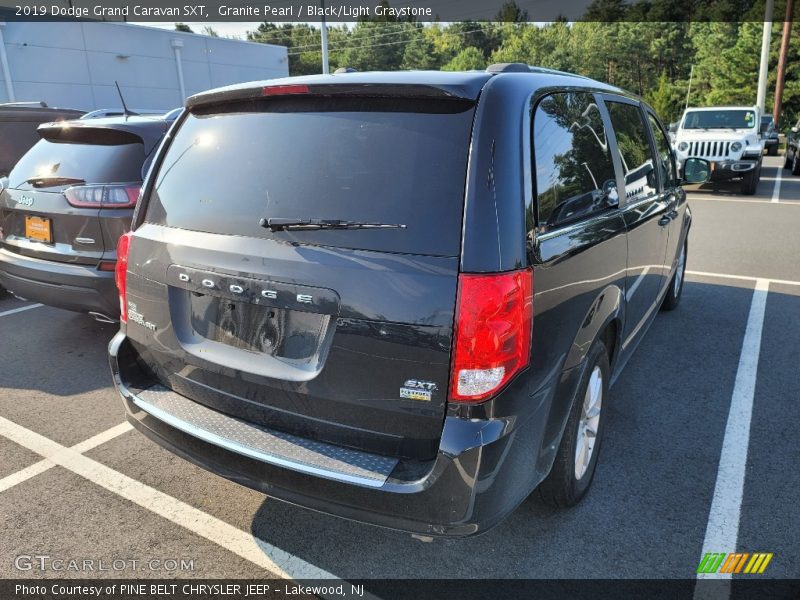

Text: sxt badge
xmin=400 ymin=379 xmax=437 ymax=402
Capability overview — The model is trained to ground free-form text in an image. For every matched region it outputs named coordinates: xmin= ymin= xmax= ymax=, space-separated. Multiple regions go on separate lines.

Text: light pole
xmin=755 ymin=0 xmax=775 ymax=112
xmin=320 ymin=0 xmax=330 ymax=74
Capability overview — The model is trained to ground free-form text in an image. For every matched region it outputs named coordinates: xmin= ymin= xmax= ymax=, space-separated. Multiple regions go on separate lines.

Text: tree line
xmin=195 ymin=0 xmax=800 ymax=127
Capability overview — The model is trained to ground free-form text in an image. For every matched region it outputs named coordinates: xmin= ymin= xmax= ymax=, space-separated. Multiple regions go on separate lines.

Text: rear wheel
xmin=785 ymin=150 xmax=793 ymax=170
xmin=768 ymin=145 xmax=778 ymax=157
xmin=661 ymin=240 xmax=687 ymax=311
xmin=793 ymin=151 xmax=800 ymax=176
xmin=538 ymin=340 xmax=609 ymax=508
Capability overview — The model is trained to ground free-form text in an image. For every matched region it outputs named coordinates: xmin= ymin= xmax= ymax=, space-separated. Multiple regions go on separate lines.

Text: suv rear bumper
xmin=109 ymin=331 xmax=556 ymax=537
xmin=0 ymin=247 xmax=118 ymax=317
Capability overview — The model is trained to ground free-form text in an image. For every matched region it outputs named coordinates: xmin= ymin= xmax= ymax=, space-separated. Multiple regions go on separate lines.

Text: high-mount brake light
xmin=450 ymin=268 xmax=534 ymax=402
xmin=262 ymin=84 xmax=310 ymax=97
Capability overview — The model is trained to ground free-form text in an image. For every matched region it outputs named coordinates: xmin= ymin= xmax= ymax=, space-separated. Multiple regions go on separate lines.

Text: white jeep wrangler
xmin=673 ymin=106 xmax=764 ymax=195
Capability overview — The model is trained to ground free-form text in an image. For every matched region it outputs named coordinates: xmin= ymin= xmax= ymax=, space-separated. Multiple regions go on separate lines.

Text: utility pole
xmin=320 ymin=0 xmax=330 ymax=74
xmin=756 ymin=0 xmax=775 ymax=113
xmin=772 ymin=0 xmax=794 ymax=127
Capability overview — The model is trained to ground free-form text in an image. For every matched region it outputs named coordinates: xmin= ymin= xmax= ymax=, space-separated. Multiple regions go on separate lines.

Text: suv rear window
xmin=8 ymin=139 xmax=145 ymax=189
xmin=144 ymin=97 xmax=475 ymax=256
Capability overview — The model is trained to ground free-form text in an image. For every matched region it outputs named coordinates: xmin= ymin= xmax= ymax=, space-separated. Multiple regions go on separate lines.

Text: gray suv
xmin=0 ymin=115 xmax=171 ymax=321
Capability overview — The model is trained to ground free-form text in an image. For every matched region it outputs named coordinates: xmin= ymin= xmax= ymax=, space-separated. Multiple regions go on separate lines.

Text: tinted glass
xmin=145 ymin=97 xmax=475 ymax=257
xmin=0 ymin=122 xmax=41 ymax=176
xmin=8 ymin=139 xmax=145 ymax=189
xmin=648 ymin=113 xmax=677 ymax=189
xmin=606 ymin=101 xmax=658 ymax=203
xmin=683 ymin=110 xmax=756 ymax=130
xmin=533 ymin=93 xmax=617 ymax=229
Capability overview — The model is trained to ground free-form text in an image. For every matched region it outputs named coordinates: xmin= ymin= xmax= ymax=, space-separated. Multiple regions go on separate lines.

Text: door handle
xmin=659 ymin=214 xmax=672 ymax=226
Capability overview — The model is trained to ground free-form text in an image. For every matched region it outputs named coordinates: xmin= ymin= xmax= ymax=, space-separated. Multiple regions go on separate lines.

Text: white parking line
xmin=686 ymin=270 xmax=800 ymax=287
xmin=0 ymin=303 xmax=42 ymax=318
xmin=695 ymin=279 xmax=769 ymax=596
xmin=771 ymin=165 xmax=783 ymax=203
xmin=0 ymin=415 xmax=340 ymax=581
xmin=0 ymin=422 xmax=132 ymax=494
xmin=687 ymin=196 xmax=799 ymax=206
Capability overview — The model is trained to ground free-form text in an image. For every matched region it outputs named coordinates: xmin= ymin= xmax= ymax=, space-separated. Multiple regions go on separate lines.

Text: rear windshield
xmin=144 ymin=97 xmax=475 ymax=256
xmin=8 ymin=139 xmax=145 ymax=189
xmin=683 ymin=110 xmax=756 ymax=130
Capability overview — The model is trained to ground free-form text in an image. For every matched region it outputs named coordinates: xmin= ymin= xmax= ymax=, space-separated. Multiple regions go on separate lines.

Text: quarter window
xmin=605 ymin=101 xmax=658 ymax=203
xmin=533 ymin=92 xmax=618 ymax=230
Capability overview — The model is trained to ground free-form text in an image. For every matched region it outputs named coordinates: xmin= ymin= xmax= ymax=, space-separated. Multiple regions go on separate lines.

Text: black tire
xmin=768 ymin=145 xmax=778 ymax=157
xmin=785 ymin=150 xmax=793 ymax=170
xmin=793 ymin=151 xmax=800 ymax=176
xmin=538 ymin=340 xmax=610 ymax=508
xmin=740 ymin=168 xmax=758 ymax=195
xmin=661 ymin=240 xmax=687 ymax=311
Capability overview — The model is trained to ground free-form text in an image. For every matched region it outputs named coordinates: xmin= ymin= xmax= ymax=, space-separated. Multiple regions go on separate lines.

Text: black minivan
xmin=109 ymin=66 xmax=709 ymax=537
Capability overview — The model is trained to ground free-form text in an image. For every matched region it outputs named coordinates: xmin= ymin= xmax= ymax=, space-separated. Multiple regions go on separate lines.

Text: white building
xmin=0 ymin=21 xmax=288 ymax=110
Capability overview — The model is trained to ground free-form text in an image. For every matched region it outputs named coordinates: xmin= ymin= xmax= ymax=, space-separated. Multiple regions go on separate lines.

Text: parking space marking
xmin=0 ymin=415 xmax=340 ymax=582
xmin=686 ymin=195 xmax=800 ymax=206
xmin=0 ymin=460 xmax=53 ymax=494
xmin=695 ymin=279 xmax=769 ymax=592
xmin=0 ymin=422 xmax=132 ymax=494
xmin=771 ymin=166 xmax=783 ymax=203
xmin=686 ymin=270 xmax=800 ymax=287
xmin=0 ymin=303 xmax=43 ymax=318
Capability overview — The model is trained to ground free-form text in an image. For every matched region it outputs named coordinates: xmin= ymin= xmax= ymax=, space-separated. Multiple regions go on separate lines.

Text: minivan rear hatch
xmin=127 ymin=89 xmax=478 ymax=460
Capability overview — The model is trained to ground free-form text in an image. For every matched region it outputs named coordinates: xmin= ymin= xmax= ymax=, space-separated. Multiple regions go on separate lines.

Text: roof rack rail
xmin=334 ymin=67 xmax=358 ymax=74
xmin=486 ymin=63 xmax=530 ymax=74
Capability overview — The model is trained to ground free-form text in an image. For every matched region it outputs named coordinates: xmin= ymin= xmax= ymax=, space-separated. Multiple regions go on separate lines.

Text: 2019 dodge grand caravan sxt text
xmin=109 ymin=65 xmax=709 ymax=537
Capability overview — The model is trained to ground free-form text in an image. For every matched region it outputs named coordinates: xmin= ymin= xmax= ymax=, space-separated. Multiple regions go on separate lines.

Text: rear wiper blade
xmin=260 ymin=217 xmax=407 ymax=232
xmin=26 ymin=176 xmax=86 ymax=188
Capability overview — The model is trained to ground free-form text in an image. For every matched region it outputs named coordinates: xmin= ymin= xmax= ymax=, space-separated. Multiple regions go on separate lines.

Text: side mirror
xmin=792 ymin=126 xmax=799 ymax=134
xmin=0 ymin=176 xmax=8 ymax=193
xmin=682 ymin=157 xmax=711 ymax=184
xmin=668 ymin=122 xmax=678 ymax=133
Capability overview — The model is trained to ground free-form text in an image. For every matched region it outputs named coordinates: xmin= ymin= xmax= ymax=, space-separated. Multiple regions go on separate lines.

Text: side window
xmin=533 ymin=92 xmax=618 ymax=230
xmin=647 ymin=113 xmax=678 ymax=189
xmin=605 ymin=101 xmax=658 ymax=203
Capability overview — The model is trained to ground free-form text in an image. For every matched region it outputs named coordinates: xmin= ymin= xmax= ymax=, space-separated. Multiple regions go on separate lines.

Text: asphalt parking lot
xmin=0 ymin=155 xmax=798 ymax=583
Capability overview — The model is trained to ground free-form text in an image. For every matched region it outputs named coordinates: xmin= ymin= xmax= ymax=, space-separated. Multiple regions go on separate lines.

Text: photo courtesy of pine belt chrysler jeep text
xmin=108 ymin=65 xmax=710 ymax=537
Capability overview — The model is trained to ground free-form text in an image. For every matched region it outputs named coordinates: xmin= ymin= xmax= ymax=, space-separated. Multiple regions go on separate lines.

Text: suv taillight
xmin=65 ymin=184 xmax=140 ymax=209
xmin=450 ymin=268 xmax=534 ymax=403
xmin=115 ymin=232 xmax=132 ymax=323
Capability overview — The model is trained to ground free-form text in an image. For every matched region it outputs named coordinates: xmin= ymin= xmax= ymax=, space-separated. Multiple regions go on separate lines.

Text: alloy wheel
xmin=575 ymin=366 xmax=603 ymax=480
xmin=674 ymin=244 xmax=686 ymax=297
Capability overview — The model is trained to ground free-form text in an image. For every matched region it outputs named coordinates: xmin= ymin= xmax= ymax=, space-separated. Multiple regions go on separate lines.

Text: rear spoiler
xmin=37 ymin=120 xmax=169 ymax=155
xmin=186 ymin=83 xmax=479 ymax=111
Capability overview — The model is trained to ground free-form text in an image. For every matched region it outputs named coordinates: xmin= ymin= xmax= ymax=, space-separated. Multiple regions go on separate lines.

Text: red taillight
xmin=115 ymin=232 xmax=132 ymax=323
xmin=262 ymin=84 xmax=310 ymax=96
xmin=97 ymin=260 xmax=116 ymax=272
xmin=65 ymin=184 xmax=141 ymax=209
xmin=450 ymin=268 xmax=534 ymax=402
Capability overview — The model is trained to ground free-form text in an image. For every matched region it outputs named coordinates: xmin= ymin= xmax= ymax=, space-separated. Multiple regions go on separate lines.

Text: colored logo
xmin=697 ymin=552 xmax=773 ymax=574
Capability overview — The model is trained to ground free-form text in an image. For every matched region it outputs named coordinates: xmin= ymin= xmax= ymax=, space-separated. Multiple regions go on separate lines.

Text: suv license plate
xmin=25 ymin=215 xmax=53 ymax=244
